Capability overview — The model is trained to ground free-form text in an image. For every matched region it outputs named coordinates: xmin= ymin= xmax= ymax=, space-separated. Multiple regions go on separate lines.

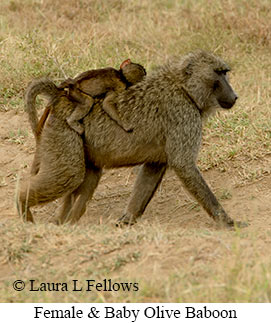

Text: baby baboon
xmin=19 ymin=50 xmax=245 ymax=228
xmin=58 ymin=59 xmax=146 ymax=134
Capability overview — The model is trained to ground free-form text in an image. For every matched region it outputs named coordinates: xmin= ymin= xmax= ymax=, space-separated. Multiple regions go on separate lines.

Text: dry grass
xmin=0 ymin=0 xmax=270 ymax=302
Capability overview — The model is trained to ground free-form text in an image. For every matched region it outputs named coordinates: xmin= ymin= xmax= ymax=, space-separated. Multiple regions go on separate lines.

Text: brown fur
xmin=19 ymin=50 xmax=246 ymax=228
xmin=58 ymin=60 xmax=146 ymax=134
xmin=28 ymin=61 xmax=146 ymax=175
xmin=24 ymin=79 xmax=65 ymax=176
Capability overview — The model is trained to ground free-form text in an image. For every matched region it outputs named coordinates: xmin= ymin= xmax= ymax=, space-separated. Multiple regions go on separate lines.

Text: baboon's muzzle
xmin=218 ymin=76 xmax=238 ymax=109
xmin=219 ymin=93 xmax=238 ymax=109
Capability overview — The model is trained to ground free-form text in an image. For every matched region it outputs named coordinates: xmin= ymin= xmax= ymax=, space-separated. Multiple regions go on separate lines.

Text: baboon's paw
xmin=217 ymin=219 xmax=249 ymax=230
xmin=115 ymin=214 xmax=137 ymax=228
xmin=49 ymin=218 xmax=62 ymax=225
xmin=232 ymin=220 xmax=249 ymax=229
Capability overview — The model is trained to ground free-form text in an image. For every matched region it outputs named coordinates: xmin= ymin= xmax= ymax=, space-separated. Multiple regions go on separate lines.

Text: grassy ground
xmin=0 ymin=0 xmax=270 ymax=302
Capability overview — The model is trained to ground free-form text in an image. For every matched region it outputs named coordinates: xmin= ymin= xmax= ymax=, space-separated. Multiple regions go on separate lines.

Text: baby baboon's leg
xmin=117 ymin=163 xmax=167 ymax=226
xmin=67 ymin=91 xmax=94 ymax=135
xmin=102 ymin=92 xmax=133 ymax=132
xmin=56 ymin=165 xmax=102 ymax=224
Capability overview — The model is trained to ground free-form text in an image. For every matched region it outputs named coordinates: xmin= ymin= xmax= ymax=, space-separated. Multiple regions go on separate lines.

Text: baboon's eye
xmin=213 ymin=80 xmax=220 ymax=90
xmin=215 ymin=69 xmax=229 ymax=76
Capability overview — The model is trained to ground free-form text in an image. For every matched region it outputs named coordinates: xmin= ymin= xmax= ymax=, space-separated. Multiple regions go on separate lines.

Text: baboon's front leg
xmin=174 ymin=164 xmax=247 ymax=228
xmin=117 ymin=163 xmax=166 ymax=226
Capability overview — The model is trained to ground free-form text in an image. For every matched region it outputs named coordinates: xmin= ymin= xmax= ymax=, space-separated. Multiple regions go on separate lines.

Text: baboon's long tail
xmin=25 ymin=78 xmax=60 ymax=140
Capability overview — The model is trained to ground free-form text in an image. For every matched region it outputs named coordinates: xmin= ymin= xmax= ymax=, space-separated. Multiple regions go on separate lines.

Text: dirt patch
xmin=0 ymin=108 xmax=270 ymax=302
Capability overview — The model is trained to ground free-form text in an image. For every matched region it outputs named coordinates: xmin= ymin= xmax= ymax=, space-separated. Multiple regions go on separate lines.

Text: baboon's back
xmin=74 ymin=68 xmax=125 ymax=96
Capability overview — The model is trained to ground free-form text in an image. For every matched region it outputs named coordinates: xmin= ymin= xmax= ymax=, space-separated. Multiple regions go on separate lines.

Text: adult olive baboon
xmin=19 ymin=50 xmax=244 ymax=228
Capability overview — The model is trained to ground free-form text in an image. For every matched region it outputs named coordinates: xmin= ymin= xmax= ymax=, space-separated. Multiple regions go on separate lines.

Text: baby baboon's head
xmin=120 ymin=59 xmax=146 ymax=85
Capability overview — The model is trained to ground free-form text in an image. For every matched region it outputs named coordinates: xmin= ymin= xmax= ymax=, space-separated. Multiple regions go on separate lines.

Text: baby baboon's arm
xmin=102 ymin=91 xmax=133 ymax=132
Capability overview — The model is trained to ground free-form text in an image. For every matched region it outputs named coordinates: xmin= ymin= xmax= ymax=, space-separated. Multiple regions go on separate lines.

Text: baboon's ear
xmin=120 ymin=59 xmax=131 ymax=69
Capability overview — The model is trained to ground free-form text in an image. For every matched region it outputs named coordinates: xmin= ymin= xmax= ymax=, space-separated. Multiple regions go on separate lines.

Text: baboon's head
xmin=120 ymin=59 xmax=146 ymax=86
xmin=180 ymin=50 xmax=238 ymax=114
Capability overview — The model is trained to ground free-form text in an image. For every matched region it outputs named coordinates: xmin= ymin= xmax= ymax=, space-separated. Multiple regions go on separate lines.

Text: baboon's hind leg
xmin=55 ymin=165 xmax=102 ymax=224
xmin=53 ymin=192 xmax=74 ymax=225
xmin=19 ymin=167 xmax=85 ymax=223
